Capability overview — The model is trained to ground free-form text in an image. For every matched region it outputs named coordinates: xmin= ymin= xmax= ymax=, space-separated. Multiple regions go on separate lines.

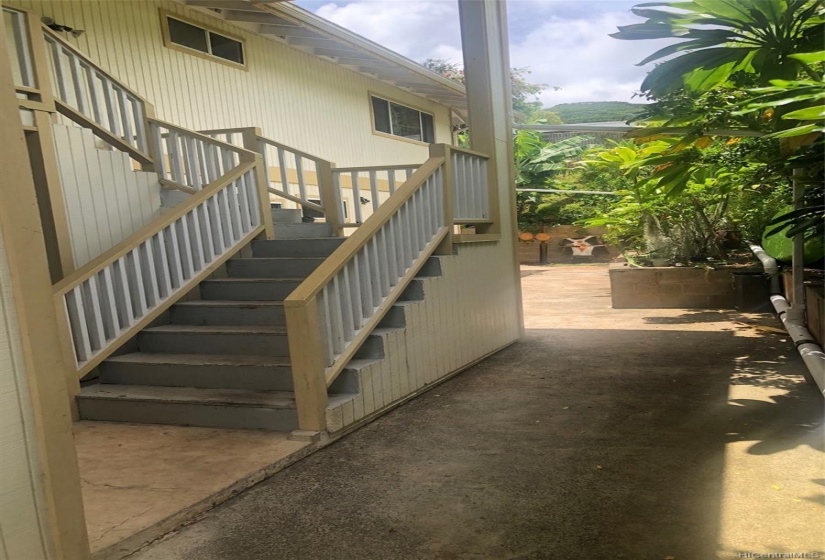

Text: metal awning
xmin=181 ymin=0 xmax=467 ymax=111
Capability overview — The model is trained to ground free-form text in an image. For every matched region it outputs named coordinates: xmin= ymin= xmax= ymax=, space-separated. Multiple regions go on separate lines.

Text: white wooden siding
xmin=52 ymin=123 xmax=162 ymax=268
xmin=11 ymin=0 xmax=452 ymax=167
xmin=0 ymin=230 xmax=50 ymax=560
xmin=327 ymin=241 xmax=522 ymax=431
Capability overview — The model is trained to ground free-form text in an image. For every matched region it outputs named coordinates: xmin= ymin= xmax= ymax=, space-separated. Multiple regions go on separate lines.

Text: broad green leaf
xmin=782 ymin=105 xmax=825 ymax=120
xmin=789 ymin=51 xmax=825 ymax=64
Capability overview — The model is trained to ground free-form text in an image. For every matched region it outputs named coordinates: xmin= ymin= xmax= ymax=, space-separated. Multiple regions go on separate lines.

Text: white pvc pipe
xmin=750 ymin=242 xmax=825 ymax=396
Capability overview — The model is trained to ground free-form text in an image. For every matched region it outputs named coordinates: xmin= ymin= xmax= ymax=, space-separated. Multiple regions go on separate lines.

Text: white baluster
xmin=369 ymin=170 xmax=379 ymax=212
xmin=65 ymin=287 xmax=91 ymax=363
xmin=295 ymin=155 xmax=307 ymax=202
xmin=83 ymin=277 xmax=106 ymax=351
xmin=339 ymin=269 xmax=355 ymax=342
xmin=115 ymin=86 xmax=134 ymax=146
xmin=187 ymin=208 xmax=206 ymax=271
xmin=10 ymin=12 xmax=34 ymax=87
xmin=99 ymin=267 xmax=120 ymax=335
xmin=154 ymin=230 xmax=173 ymax=298
xmin=112 ymin=257 xmax=135 ymax=326
xmin=352 ymin=171 xmax=363 ymax=223
xmin=164 ymin=224 xmax=184 ymax=290
xmin=329 ymin=276 xmax=346 ymax=354
xmin=68 ymin=55 xmax=87 ymax=116
xmin=348 ymin=255 xmax=364 ymax=330
xmin=126 ymin=249 xmax=148 ymax=317
xmin=318 ymin=288 xmax=335 ymax=365
xmin=140 ymin=241 xmax=160 ymax=308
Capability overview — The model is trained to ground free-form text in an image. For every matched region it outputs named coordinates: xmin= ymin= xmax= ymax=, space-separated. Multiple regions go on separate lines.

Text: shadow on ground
xmin=129 ymin=325 xmax=823 ymax=560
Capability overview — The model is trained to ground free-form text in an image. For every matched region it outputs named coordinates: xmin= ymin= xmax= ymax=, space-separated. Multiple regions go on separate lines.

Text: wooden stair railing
xmin=201 ymin=127 xmax=342 ymax=232
xmin=201 ymin=128 xmax=426 ymax=234
xmin=41 ymin=25 xmax=155 ymax=168
xmin=53 ymin=138 xmax=272 ymax=377
xmin=283 ymin=143 xmax=493 ymax=432
xmin=332 ymin=164 xmax=418 ymax=226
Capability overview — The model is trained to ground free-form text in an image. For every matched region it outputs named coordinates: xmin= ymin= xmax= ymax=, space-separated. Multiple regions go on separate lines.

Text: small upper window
xmin=371 ymin=96 xmax=434 ymax=143
xmin=165 ymin=14 xmax=244 ymax=66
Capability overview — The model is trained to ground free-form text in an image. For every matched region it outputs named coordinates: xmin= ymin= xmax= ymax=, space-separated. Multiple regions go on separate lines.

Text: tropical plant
xmin=611 ymin=0 xmax=824 ymax=98
xmin=514 ymin=132 xmax=598 ymax=228
xmin=607 ymin=0 xmax=823 ymax=247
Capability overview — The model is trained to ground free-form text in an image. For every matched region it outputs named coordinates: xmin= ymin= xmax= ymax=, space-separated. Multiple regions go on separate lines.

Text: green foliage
xmin=579 ymin=137 xmax=793 ymax=259
xmin=514 ymin=132 xmax=609 ymax=228
xmin=420 ymin=59 xmax=547 ymax=122
xmin=603 ymin=1 xmax=824 ymax=249
xmin=547 ymin=101 xmax=647 ymax=123
xmin=612 ymin=0 xmax=825 ymax=97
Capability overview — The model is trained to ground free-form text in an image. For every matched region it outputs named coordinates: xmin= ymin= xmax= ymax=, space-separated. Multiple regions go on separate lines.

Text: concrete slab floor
xmin=75 ymin=422 xmax=308 ymax=559
xmin=129 ymin=264 xmax=824 ymax=560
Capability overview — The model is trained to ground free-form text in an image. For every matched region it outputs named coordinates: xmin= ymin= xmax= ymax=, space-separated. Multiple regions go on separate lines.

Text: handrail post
xmin=252 ymin=153 xmax=275 ymax=239
xmin=240 ymin=128 xmax=275 ymax=239
xmin=317 ymin=160 xmax=343 ymax=237
xmin=284 ymin=298 xmax=329 ymax=432
xmin=430 ymin=144 xmax=454 ymax=255
xmin=139 ymin=102 xmax=157 ymax=173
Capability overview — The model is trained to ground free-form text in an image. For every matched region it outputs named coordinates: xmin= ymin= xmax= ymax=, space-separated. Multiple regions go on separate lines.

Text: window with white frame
xmin=164 ymin=14 xmax=245 ymax=66
xmin=371 ymin=96 xmax=434 ymax=143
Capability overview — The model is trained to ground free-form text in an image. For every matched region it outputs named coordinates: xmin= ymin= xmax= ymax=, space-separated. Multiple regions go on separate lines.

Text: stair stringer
xmin=325 ymin=255 xmax=465 ymax=432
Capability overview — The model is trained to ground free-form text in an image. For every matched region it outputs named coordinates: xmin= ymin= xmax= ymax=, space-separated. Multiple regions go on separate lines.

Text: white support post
xmin=458 ymin=0 xmax=524 ymax=334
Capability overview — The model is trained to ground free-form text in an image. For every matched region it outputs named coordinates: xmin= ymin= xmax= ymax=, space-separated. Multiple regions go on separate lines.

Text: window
xmin=371 ymin=96 xmax=434 ymax=143
xmin=164 ymin=14 xmax=245 ymax=66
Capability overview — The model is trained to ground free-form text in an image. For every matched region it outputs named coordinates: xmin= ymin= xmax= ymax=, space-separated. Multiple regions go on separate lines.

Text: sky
xmin=294 ymin=0 xmax=675 ymax=108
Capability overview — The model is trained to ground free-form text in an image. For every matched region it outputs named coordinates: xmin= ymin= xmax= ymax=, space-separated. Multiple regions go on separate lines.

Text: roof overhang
xmin=181 ymin=0 xmax=467 ymax=111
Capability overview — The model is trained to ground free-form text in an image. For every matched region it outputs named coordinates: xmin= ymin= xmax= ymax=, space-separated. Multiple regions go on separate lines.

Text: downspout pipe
xmin=749 ymin=242 xmax=825 ymax=396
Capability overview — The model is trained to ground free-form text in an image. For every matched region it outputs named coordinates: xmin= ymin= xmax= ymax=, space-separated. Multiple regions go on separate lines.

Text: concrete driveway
xmin=129 ymin=264 xmax=824 ymax=560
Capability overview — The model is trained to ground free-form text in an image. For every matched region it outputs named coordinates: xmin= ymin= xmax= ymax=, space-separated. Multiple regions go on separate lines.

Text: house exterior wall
xmin=10 ymin=0 xmax=453 ymax=168
xmin=327 ymin=243 xmax=522 ymax=431
xmin=0 ymin=230 xmax=50 ymax=560
xmin=53 ymin=123 xmax=162 ymax=268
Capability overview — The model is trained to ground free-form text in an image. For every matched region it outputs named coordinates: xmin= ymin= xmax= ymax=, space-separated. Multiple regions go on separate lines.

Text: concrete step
xmin=377 ymin=304 xmax=406 ymax=329
xmin=252 ymin=238 xmax=344 ymax=258
xmin=398 ymin=278 xmax=425 ymax=302
xmin=100 ymin=353 xmax=293 ymax=391
xmin=77 ymin=384 xmax=298 ymax=431
xmin=200 ymin=278 xmax=303 ymax=301
xmin=417 ymin=256 xmax=443 ymax=278
xmin=274 ymin=222 xmax=334 ymax=239
xmin=139 ymin=325 xmax=290 ymax=357
xmin=171 ymin=300 xmax=286 ymax=326
xmin=271 ymin=208 xmax=302 ymax=224
xmin=226 ymin=257 xmax=325 ymax=279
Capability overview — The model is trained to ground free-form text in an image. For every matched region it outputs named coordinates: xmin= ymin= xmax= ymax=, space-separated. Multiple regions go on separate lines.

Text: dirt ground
xmin=129 ymin=264 xmax=824 ymax=560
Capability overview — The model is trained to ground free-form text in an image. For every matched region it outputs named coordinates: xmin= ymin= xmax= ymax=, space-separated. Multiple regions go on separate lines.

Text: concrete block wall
xmin=609 ymin=264 xmax=749 ymax=309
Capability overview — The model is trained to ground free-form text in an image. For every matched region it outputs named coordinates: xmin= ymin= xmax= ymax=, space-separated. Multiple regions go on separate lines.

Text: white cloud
xmin=509 ymin=11 xmax=673 ymax=105
xmin=302 ymin=1 xmax=674 ymax=105
xmin=314 ymin=1 xmax=461 ymax=64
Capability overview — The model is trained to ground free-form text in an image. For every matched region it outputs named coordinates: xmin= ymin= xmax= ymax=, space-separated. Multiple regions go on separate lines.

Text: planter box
xmin=608 ymin=263 xmax=762 ymax=309
xmin=806 ymin=285 xmax=824 ymax=345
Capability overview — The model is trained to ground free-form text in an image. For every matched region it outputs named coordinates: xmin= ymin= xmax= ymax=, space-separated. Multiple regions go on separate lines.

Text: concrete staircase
xmin=76 ymin=211 xmax=341 ymax=431
xmin=77 ymin=209 xmax=443 ymax=431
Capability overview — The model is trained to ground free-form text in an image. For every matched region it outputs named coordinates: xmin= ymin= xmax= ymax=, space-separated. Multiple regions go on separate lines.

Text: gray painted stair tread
xmin=343 ymin=358 xmax=382 ymax=371
xmin=174 ymin=300 xmax=285 ymax=307
xmin=144 ymin=325 xmax=288 ymax=334
xmin=106 ymin=353 xmax=291 ymax=367
xmin=79 ymin=384 xmax=297 ymax=408
xmin=371 ymin=327 xmax=405 ymax=335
